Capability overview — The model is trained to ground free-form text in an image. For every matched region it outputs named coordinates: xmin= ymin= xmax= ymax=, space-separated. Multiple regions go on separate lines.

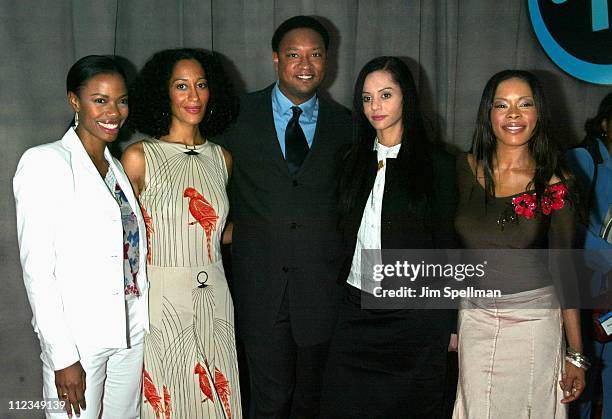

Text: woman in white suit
xmin=13 ymin=55 xmax=149 ymax=419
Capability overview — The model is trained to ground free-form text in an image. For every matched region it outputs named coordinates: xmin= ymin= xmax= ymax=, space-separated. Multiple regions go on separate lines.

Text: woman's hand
xmin=55 ymin=361 xmax=86 ymax=417
xmin=559 ymin=361 xmax=585 ymax=404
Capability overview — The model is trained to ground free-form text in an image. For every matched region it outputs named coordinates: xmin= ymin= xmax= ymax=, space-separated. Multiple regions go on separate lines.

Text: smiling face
xmin=168 ymin=59 xmax=209 ymax=129
xmin=490 ymin=77 xmax=538 ymax=149
xmin=361 ymin=70 xmax=403 ymax=143
xmin=273 ymin=27 xmax=326 ymax=105
xmin=68 ymin=72 xmax=128 ymax=145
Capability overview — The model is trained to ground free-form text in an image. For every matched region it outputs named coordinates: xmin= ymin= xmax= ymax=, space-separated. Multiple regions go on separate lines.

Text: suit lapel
xmin=292 ymin=93 xmax=340 ymax=177
xmin=350 ymin=152 xmax=378 ymax=230
xmin=61 ymin=128 xmax=119 ymax=215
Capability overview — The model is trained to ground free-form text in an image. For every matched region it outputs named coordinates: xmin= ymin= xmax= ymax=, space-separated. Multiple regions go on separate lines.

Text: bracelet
xmin=565 ymin=355 xmax=590 ymax=370
xmin=565 ymin=347 xmax=591 ymax=370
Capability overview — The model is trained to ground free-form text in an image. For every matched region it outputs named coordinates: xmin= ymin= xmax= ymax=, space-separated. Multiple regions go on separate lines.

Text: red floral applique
xmin=512 ymin=192 xmax=537 ymax=219
xmin=498 ymin=183 xmax=569 ymax=229
xmin=540 ymin=183 xmax=567 ymax=215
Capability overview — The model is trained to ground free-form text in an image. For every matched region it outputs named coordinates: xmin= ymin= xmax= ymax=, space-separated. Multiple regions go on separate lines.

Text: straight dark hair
xmin=338 ymin=56 xmax=432 ymax=220
xmin=471 ymin=69 xmax=566 ymax=207
xmin=66 ymin=55 xmax=127 ymax=96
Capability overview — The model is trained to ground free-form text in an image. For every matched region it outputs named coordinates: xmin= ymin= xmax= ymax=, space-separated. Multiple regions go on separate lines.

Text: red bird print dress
xmin=139 ymin=139 xmax=241 ymax=419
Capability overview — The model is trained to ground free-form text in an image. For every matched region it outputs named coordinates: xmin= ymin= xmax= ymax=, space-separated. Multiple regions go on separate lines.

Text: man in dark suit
xmin=214 ymin=15 xmax=352 ymax=418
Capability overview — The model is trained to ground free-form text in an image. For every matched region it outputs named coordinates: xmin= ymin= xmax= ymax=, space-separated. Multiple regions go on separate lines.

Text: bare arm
xmin=121 ymin=142 xmax=146 ymax=197
xmin=546 ymin=178 xmax=586 ymax=403
xmin=560 ymin=308 xmax=585 ymax=403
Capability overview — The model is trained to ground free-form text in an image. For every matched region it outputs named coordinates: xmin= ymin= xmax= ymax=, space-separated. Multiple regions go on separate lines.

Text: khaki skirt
xmin=453 ymin=286 xmax=567 ymax=419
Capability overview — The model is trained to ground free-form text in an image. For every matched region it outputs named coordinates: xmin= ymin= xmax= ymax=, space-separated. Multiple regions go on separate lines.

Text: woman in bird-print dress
xmin=122 ymin=48 xmax=240 ymax=419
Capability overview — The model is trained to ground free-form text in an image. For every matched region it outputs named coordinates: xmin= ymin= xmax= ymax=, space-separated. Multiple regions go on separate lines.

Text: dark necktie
xmin=285 ymin=106 xmax=309 ymax=175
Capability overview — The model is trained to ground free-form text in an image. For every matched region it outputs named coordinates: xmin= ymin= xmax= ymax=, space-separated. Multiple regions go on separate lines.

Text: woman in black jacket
xmin=320 ymin=56 xmax=457 ymax=418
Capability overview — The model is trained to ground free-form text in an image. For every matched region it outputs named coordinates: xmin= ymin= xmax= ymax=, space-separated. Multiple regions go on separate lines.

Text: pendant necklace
xmin=184 ymin=143 xmax=199 ymax=155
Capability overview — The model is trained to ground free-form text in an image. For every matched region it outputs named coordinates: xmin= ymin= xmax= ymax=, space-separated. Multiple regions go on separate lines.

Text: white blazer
xmin=13 ymin=128 xmax=149 ymax=371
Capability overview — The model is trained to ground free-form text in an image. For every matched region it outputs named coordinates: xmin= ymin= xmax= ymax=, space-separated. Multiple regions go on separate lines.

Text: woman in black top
xmin=452 ymin=70 xmax=585 ymax=418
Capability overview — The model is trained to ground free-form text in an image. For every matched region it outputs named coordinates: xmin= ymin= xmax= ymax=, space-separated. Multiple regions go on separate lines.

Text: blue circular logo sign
xmin=528 ymin=0 xmax=612 ymax=84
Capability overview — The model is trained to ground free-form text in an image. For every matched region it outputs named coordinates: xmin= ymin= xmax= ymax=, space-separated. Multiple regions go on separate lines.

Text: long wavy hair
xmin=338 ymin=56 xmax=432 ymax=220
xmin=128 ymin=48 xmax=237 ymax=138
xmin=471 ymin=70 xmax=566 ymax=207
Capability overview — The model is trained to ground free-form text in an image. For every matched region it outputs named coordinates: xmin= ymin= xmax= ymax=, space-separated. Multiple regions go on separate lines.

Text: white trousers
xmin=42 ymin=340 xmax=144 ymax=419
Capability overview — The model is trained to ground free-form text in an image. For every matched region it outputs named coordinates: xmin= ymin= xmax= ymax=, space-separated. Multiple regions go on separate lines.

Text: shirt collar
xmin=373 ymin=137 xmax=402 ymax=152
xmin=373 ymin=138 xmax=402 ymax=163
xmin=272 ymin=82 xmax=318 ymax=121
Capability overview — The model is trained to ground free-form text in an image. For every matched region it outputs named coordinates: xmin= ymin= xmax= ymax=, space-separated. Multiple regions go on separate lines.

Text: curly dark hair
xmin=128 ymin=48 xmax=237 ymax=138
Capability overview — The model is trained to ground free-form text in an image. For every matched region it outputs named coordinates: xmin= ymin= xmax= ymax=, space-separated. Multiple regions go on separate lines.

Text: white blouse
xmin=347 ymin=139 xmax=401 ymax=292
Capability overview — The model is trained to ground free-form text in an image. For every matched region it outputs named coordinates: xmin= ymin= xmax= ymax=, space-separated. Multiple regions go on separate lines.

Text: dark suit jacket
xmin=338 ymin=146 xmax=458 ymax=333
xmin=213 ymin=85 xmax=352 ymax=346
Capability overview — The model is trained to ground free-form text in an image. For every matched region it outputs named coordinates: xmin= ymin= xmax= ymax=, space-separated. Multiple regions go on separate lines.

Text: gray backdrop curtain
xmin=1 ymin=0 xmax=609 ymax=408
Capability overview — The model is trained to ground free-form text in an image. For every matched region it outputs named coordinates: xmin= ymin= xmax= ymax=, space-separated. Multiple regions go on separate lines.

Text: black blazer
xmin=213 ymin=85 xmax=352 ymax=346
xmin=338 ymin=145 xmax=458 ymax=332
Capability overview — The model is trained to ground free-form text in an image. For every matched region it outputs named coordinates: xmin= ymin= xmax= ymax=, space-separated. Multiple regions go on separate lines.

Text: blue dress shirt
xmin=271 ymin=83 xmax=319 ymax=157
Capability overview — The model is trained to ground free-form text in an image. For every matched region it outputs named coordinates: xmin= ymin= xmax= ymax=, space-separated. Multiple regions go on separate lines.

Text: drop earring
xmin=74 ymin=112 xmax=79 ymax=128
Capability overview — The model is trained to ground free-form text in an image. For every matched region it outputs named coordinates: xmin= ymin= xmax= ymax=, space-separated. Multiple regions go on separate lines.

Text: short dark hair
xmin=271 ymin=15 xmax=329 ymax=52
xmin=584 ymin=91 xmax=612 ymax=141
xmin=128 ymin=48 xmax=236 ymax=139
xmin=66 ymin=55 xmax=127 ymax=96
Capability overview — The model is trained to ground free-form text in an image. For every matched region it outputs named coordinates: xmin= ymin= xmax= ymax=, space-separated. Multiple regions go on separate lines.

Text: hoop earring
xmin=74 ymin=112 xmax=79 ymax=128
